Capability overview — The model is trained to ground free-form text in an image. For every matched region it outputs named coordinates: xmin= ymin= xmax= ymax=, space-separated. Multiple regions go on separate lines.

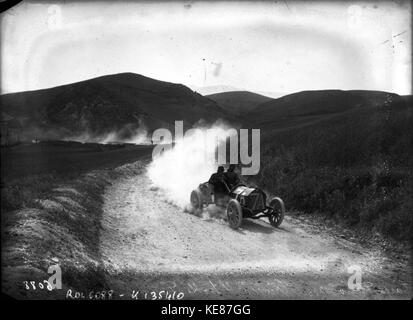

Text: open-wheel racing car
xmin=190 ymin=182 xmax=285 ymax=229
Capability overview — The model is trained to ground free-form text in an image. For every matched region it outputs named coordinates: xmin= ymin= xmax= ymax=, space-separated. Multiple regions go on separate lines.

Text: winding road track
xmin=99 ymin=168 xmax=410 ymax=299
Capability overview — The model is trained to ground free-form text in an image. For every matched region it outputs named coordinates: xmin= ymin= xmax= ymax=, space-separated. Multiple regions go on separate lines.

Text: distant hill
xmin=206 ymin=91 xmax=273 ymax=115
xmin=255 ymin=91 xmax=287 ymax=99
xmin=0 ymin=73 xmax=232 ymax=142
xmin=188 ymin=84 xmax=242 ymax=96
xmin=1 ymin=74 xmax=408 ymax=144
xmin=246 ymin=90 xmax=406 ymax=131
xmin=188 ymin=84 xmax=285 ymax=99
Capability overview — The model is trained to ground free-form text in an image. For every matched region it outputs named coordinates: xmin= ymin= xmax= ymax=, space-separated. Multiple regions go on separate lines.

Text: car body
xmin=190 ymin=182 xmax=285 ymax=229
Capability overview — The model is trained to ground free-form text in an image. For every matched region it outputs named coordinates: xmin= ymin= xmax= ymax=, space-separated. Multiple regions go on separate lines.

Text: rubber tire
xmin=226 ymin=199 xmax=243 ymax=229
xmin=268 ymin=197 xmax=285 ymax=227
xmin=190 ymin=189 xmax=203 ymax=211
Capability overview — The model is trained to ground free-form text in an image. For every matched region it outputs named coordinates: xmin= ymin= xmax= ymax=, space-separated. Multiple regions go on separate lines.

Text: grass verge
xmin=1 ymin=161 xmax=145 ymax=299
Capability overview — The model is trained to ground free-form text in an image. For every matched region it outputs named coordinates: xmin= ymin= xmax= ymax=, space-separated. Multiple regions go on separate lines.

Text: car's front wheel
xmin=268 ymin=197 xmax=285 ymax=227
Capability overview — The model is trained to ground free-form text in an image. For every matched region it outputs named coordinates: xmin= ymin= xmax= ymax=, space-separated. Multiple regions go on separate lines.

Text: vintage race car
xmin=190 ymin=182 xmax=285 ymax=229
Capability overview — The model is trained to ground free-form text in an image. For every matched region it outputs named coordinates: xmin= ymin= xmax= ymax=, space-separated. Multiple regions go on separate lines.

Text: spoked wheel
xmin=190 ymin=190 xmax=203 ymax=211
xmin=226 ymin=199 xmax=243 ymax=229
xmin=268 ymin=197 xmax=285 ymax=227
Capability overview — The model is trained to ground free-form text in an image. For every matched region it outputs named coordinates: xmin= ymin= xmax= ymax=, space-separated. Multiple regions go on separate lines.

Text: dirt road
xmin=99 ymin=168 xmax=411 ymax=299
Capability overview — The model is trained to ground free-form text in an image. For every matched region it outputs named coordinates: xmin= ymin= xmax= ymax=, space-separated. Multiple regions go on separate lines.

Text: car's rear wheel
xmin=190 ymin=189 xmax=203 ymax=211
xmin=226 ymin=199 xmax=243 ymax=229
xmin=268 ymin=197 xmax=285 ymax=227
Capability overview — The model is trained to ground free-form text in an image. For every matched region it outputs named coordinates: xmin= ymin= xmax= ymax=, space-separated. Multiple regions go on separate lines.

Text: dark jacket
xmin=224 ymin=171 xmax=240 ymax=190
xmin=208 ymin=172 xmax=228 ymax=194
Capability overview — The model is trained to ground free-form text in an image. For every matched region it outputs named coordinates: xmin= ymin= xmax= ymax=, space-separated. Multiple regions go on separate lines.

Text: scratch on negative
xmin=208 ymin=279 xmax=221 ymax=294
xmin=380 ymin=30 xmax=407 ymax=45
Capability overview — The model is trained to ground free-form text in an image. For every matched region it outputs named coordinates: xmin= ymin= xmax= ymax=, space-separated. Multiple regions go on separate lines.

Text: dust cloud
xmin=66 ymin=120 xmax=149 ymax=144
xmin=147 ymin=121 xmax=236 ymax=209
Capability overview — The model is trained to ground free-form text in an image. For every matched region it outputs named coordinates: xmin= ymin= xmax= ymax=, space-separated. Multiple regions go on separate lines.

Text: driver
xmin=208 ymin=166 xmax=228 ymax=201
xmin=224 ymin=164 xmax=240 ymax=191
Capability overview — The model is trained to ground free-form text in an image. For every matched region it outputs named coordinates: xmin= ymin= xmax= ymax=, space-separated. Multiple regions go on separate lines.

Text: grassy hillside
xmin=206 ymin=91 xmax=273 ymax=115
xmin=246 ymin=90 xmax=402 ymax=131
xmin=0 ymin=73 xmax=232 ymax=142
xmin=2 ymin=160 xmax=147 ymax=299
xmin=0 ymin=138 xmax=152 ymax=298
xmin=251 ymin=95 xmax=413 ymax=242
xmin=1 ymin=141 xmax=153 ymax=213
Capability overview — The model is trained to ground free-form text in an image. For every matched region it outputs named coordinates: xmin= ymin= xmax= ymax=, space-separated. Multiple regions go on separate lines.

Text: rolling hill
xmin=0 ymin=73 xmax=232 ymax=142
xmin=188 ymin=84 xmax=242 ymax=96
xmin=1 ymin=72 xmax=409 ymax=145
xmin=206 ymin=91 xmax=273 ymax=115
xmin=245 ymin=89 xmax=407 ymax=132
xmin=249 ymin=91 xmax=413 ymax=242
xmin=189 ymin=84 xmax=285 ymax=99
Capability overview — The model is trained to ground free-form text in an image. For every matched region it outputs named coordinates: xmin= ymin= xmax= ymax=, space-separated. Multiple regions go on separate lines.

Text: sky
xmin=1 ymin=0 xmax=411 ymax=95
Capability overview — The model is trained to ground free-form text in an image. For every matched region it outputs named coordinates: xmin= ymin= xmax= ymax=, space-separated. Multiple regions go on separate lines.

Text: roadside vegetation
xmin=1 ymin=142 xmax=151 ymax=298
xmin=253 ymin=99 xmax=413 ymax=243
xmin=1 ymin=141 xmax=153 ymax=214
